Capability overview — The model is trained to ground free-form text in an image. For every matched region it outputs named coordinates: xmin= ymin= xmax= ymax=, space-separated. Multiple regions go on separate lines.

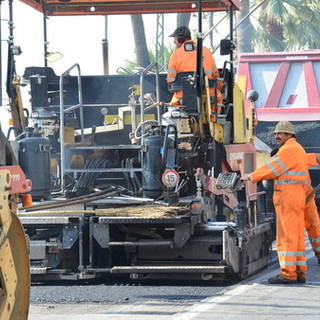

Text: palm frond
xmin=247 ymin=0 xmax=320 ymax=52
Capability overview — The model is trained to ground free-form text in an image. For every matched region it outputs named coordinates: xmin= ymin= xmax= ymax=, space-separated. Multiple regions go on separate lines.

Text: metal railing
xmin=139 ymin=61 xmax=161 ymax=140
xmin=59 ymin=62 xmax=162 ymax=195
xmin=59 ymin=63 xmax=83 ymax=194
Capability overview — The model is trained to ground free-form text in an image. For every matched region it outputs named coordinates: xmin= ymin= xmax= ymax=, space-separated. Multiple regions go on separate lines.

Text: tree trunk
xmin=130 ymin=14 xmax=150 ymax=68
xmin=177 ymin=13 xmax=191 ymax=27
xmin=236 ymin=0 xmax=253 ymax=54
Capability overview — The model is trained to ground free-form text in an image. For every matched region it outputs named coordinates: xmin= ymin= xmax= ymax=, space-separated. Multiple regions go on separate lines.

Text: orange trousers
xmin=305 ymin=194 xmax=320 ymax=257
xmin=273 ymin=185 xmax=307 ymax=280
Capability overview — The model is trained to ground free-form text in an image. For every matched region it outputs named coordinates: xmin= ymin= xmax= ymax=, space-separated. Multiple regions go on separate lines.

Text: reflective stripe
xmin=278 ymin=251 xmax=306 ymax=257
xmin=280 ymin=260 xmax=307 ymax=267
xmin=267 ymin=156 xmax=307 ymax=180
xmin=309 ymin=237 xmax=320 ymax=242
xmin=266 ymin=161 xmax=281 ymax=177
xmin=167 ymin=76 xmax=176 ymax=82
xmin=273 ymin=156 xmax=288 ymax=172
xmin=167 ymin=68 xmax=177 ymax=75
xmin=205 ymin=69 xmax=212 ymax=75
xmin=285 ymin=170 xmax=307 ymax=176
xmin=274 ymin=179 xmax=308 ymax=185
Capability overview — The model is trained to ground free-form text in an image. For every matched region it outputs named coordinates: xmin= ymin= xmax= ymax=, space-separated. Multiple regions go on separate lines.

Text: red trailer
xmin=237 ymin=50 xmax=320 ymax=122
xmin=237 ymin=50 xmax=320 ymax=185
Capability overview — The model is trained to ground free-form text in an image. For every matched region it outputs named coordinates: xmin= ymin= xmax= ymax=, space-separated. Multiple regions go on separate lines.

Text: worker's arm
xmin=248 ymin=146 xmax=293 ymax=183
xmin=241 ymin=161 xmax=277 ymax=182
xmin=241 ymin=173 xmax=251 ymax=181
xmin=203 ymin=47 xmax=223 ymax=90
xmin=306 ymin=153 xmax=320 ymax=167
xmin=167 ymin=51 xmax=178 ymax=84
xmin=211 ymin=58 xmax=223 ymax=91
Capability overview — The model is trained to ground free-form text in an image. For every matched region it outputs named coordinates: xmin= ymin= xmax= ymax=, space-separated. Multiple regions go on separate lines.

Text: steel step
xmin=65 ymin=144 xmax=142 ymax=150
xmin=30 ymin=267 xmax=49 ymax=274
xmin=110 ymin=265 xmax=227 ymax=274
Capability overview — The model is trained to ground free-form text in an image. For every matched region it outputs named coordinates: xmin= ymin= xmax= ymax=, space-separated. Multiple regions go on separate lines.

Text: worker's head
xmin=169 ymin=26 xmax=191 ymax=47
xmin=273 ymin=121 xmax=296 ymax=145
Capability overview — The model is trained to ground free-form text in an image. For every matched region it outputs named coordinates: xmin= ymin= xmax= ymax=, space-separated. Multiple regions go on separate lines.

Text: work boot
xmin=268 ymin=275 xmax=297 ymax=284
xmin=297 ymin=273 xmax=306 ymax=284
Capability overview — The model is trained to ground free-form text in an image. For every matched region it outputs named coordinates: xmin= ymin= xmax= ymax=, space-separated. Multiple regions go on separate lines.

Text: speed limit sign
xmin=162 ymin=169 xmax=180 ymax=188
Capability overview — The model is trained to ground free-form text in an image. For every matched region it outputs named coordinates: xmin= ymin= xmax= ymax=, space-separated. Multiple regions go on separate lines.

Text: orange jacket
xmin=305 ymin=153 xmax=318 ymax=196
xmin=167 ymin=40 xmax=223 ymax=105
xmin=250 ymin=137 xmax=308 ymax=186
xmin=167 ymin=40 xmax=222 ymax=87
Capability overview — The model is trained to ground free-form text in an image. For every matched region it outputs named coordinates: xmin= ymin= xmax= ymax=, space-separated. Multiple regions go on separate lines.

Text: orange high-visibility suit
xmin=167 ymin=40 xmax=223 ymax=110
xmin=305 ymin=153 xmax=320 ymax=259
xmin=250 ymin=137 xmax=309 ymax=280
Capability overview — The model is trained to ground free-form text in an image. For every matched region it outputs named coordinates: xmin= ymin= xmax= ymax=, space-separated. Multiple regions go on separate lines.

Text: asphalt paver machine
xmin=12 ymin=0 xmax=275 ymax=281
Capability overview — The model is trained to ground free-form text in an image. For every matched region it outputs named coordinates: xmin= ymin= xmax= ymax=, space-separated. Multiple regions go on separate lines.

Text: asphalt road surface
xmin=28 ymin=250 xmax=277 ymax=319
xmin=28 ymin=246 xmax=320 ymax=320
xmin=31 ymin=278 xmax=232 ymax=304
xmin=28 ymin=276 xmax=243 ymax=320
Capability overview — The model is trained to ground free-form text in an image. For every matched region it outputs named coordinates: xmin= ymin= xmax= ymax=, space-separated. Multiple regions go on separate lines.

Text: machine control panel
xmin=216 ymin=172 xmax=238 ymax=189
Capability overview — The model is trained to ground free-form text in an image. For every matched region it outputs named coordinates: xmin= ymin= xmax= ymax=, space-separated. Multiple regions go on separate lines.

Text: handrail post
xmin=139 ymin=62 xmax=159 ymax=174
xmin=154 ymin=63 xmax=161 ymax=125
xmin=59 ymin=63 xmax=83 ymax=195
xmin=139 ymin=61 xmax=158 ymax=142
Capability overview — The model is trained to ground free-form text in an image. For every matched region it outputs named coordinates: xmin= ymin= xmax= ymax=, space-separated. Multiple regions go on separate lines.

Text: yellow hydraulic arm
xmin=0 ymin=167 xmax=32 ymax=320
xmin=10 ymin=75 xmax=27 ymax=137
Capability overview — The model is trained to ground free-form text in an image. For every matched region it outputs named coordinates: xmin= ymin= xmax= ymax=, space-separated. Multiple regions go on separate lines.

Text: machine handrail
xmin=59 ymin=63 xmax=83 ymax=194
xmin=139 ymin=62 xmax=161 ymax=141
xmin=139 ymin=62 xmax=161 ymax=172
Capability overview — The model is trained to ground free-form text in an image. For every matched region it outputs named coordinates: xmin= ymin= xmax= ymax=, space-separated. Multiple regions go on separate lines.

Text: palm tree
xmin=130 ymin=1 xmax=319 ymax=69
xmin=129 ymin=13 xmax=191 ymax=71
xmin=130 ymin=14 xmax=151 ymax=68
xmin=253 ymin=0 xmax=320 ymax=51
xmin=119 ymin=45 xmax=174 ymax=74
xmin=235 ymin=0 xmax=253 ymax=54
xmin=235 ymin=0 xmax=320 ymax=53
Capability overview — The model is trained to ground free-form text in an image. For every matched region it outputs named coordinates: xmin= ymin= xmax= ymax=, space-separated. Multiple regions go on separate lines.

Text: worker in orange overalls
xmin=271 ymin=149 xmax=320 ymax=271
xmin=167 ymin=26 xmax=223 ymax=113
xmin=305 ymin=153 xmax=320 ymax=265
xmin=243 ymin=121 xmax=309 ymax=284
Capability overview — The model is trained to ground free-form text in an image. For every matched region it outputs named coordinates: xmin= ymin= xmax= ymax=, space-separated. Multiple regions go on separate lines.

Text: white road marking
xmin=172 ymin=247 xmax=316 ymax=320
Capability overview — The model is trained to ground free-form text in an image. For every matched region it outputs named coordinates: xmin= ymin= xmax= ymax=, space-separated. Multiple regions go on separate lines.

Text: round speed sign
xmin=162 ymin=169 xmax=180 ymax=188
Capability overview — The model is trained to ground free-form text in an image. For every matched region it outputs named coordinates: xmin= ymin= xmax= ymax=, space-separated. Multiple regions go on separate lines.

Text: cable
xmin=134 ymin=120 xmax=159 ymax=140
xmin=72 ymin=158 xmax=110 ymax=193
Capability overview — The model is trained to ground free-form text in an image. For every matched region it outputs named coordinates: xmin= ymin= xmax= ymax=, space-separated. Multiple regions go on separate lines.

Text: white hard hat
xmin=273 ymin=121 xmax=295 ymax=135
